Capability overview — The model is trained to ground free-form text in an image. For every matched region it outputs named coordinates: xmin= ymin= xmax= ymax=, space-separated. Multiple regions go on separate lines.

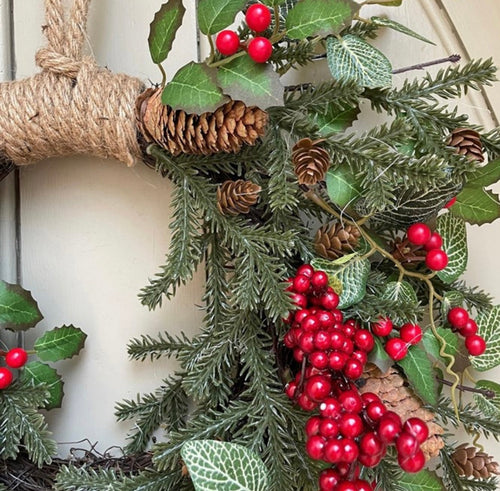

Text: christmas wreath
xmin=1 ymin=0 xmax=500 ymax=490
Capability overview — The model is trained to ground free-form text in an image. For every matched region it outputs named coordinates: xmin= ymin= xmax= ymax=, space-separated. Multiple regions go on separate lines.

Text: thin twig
xmin=437 ymin=377 xmax=496 ymax=399
xmin=393 ymin=54 xmax=461 ymax=75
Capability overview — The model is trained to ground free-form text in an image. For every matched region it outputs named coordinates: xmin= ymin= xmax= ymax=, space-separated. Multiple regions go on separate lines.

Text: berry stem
xmin=436 ymin=377 xmax=496 ymax=399
xmin=207 ymin=34 xmax=216 ymax=64
xmin=392 ymin=54 xmax=461 ymax=75
xmin=272 ymin=4 xmax=281 ymax=38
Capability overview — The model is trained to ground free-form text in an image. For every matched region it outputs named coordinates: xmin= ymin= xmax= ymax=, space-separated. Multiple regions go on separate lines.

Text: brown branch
xmin=437 ymin=377 xmax=496 ymax=399
xmin=392 ymin=54 xmax=461 ymax=75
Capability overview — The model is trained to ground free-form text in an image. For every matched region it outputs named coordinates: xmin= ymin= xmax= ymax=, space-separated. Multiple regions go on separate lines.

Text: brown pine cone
xmin=217 ymin=179 xmax=261 ymax=216
xmin=314 ymin=222 xmax=361 ymax=260
xmin=447 ymin=128 xmax=485 ymax=162
xmin=292 ymin=138 xmax=331 ymax=186
xmin=452 ymin=443 xmax=500 ymax=478
xmin=136 ymin=88 xmax=268 ymax=156
xmin=360 ymin=364 xmax=445 ymax=460
xmin=390 ymin=237 xmax=427 ymax=267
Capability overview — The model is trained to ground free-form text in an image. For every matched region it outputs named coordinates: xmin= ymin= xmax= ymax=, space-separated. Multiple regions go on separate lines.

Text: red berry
xmin=293 ymin=347 xmax=305 ymax=362
xmin=447 ymin=307 xmax=469 ymax=329
xmin=329 ymin=351 xmax=348 ymax=371
xmin=305 ymin=415 xmax=321 ymax=437
xmin=371 ymin=317 xmax=393 ymax=337
xmin=407 ymin=223 xmax=432 ymax=245
xmin=465 ymin=334 xmax=487 ymax=356
xmin=294 ymin=308 xmax=310 ymax=324
xmin=283 ymin=330 xmax=296 ymax=348
xmin=297 ymin=264 xmax=314 ymax=278
xmin=338 ymin=390 xmax=363 ymax=413
xmin=403 ymin=418 xmax=429 ymax=444
xmin=301 ymin=314 xmax=320 ymax=332
xmin=385 ymin=337 xmax=408 ymax=361
xmin=317 ymin=310 xmax=336 ymax=329
xmin=324 ymin=439 xmax=343 ymax=463
xmin=399 ymin=323 xmax=423 ymax=345
xmin=291 ymin=292 xmax=308 ymax=308
xmin=339 ymin=412 xmax=364 ymax=438
xmin=424 ymin=232 xmax=443 ymax=251
xmin=341 ymin=339 xmax=355 ymax=355
xmin=332 ymin=309 xmax=344 ymax=323
xmin=247 ymin=37 xmax=273 ymax=63
xmin=320 ymin=397 xmax=342 ymax=419
xmin=354 ymin=330 xmax=375 ymax=352
xmin=5 ymin=348 xmax=28 ymax=368
xmin=343 ymin=358 xmax=364 ymax=380
xmin=425 ymin=249 xmax=448 ymax=271
xmin=311 ymin=271 xmax=329 ymax=292
xmin=336 ymin=482 xmax=357 ymax=491
xmin=330 ymin=330 xmax=347 ymax=350
xmin=358 ymin=452 xmax=382 ymax=468
xmin=378 ymin=414 xmax=402 ymax=444
xmin=306 ymin=435 xmax=326 ymax=460
xmin=351 ymin=349 xmax=368 ymax=366
xmin=460 ymin=319 xmax=478 ymax=337
xmin=310 ymin=351 xmax=329 ymax=370
xmin=305 ymin=375 xmax=332 ymax=402
xmin=245 ymin=3 xmax=272 ymax=32
xmin=298 ymin=332 xmax=315 ymax=353
xmin=297 ymin=393 xmax=317 ymax=411
xmin=285 ymin=381 xmax=297 ymax=399
xmin=395 ymin=432 xmax=419 ymax=458
xmin=354 ymin=479 xmax=374 ymax=491
xmin=319 ymin=418 xmax=340 ymax=438
xmin=359 ymin=431 xmax=384 ymax=456
xmin=319 ymin=468 xmax=340 ymax=490
xmin=444 ymin=196 xmax=457 ymax=209
xmin=314 ymin=331 xmax=331 ymax=351
xmin=360 ymin=392 xmax=380 ymax=406
xmin=292 ymin=274 xmax=310 ymax=293
xmin=365 ymin=400 xmax=387 ymax=422
xmin=340 ymin=438 xmax=359 ymax=463
xmin=321 ymin=290 xmax=340 ymax=310
xmin=215 ymin=30 xmax=240 ymax=56
xmin=0 ymin=367 xmax=13 ymax=389
xmin=398 ymin=448 xmax=425 ymax=473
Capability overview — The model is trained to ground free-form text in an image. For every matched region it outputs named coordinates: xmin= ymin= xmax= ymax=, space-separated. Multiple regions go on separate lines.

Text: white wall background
xmin=1 ymin=0 xmax=499 ymax=472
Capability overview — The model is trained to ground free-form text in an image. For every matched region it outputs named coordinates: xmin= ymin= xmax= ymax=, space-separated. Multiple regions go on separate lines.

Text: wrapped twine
xmin=0 ymin=0 xmax=144 ymax=168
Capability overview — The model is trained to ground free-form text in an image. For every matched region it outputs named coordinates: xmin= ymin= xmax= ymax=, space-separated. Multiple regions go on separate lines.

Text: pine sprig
xmin=127 ymin=331 xmax=191 ymax=362
xmin=54 ymin=466 xmax=124 ymax=491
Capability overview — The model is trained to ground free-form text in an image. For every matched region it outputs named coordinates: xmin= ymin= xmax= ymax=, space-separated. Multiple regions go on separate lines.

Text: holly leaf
xmin=285 ymin=0 xmax=358 ymax=39
xmin=34 ymin=325 xmax=87 ymax=362
xmin=217 ymin=56 xmax=283 ymax=109
xmin=198 ymin=0 xmax=246 ymax=35
xmin=398 ymin=345 xmax=438 ymax=406
xmin=371 ymin=17 xmax=435 ymax=45
xmin=450 ymin=186 xmax=500 ymax=225
xmin=436 ymin=213 xmax=468 ymax=284
xmin=381 ymin=281 xmax=418 ymax=304
xmin=181 ymin=440 xmax=269 ymax=491
xmin=326 ymin=165 xmax=362 ymax=209
xmin=473 ymin=380 xmax=500 ymax=418
xmin=398 ymin=470 xmax=443 ymax=490
xmin=148 ymin=0 xmax=186 ymax=64
xmin=466 ymin=158 xmax=500 ymax=187
xmin=20 ymin=362 xmax=64 ymax=410
xmin=314 ymin=104 xmax=360 ymax=136
xmin=369 ymin=337 xmax=393 ymax=374
xmin=162 ymin=62 xmax=229 ymax=114
xmin=326 ymin=35 xmax=392 ymax=88
xmin=471 ymin=306 xmax=500 ymax=371
xmin=440 ymin=290 xmax=465 ymax=319
xmin=422 ymin=327 xmax=459 ymax=362
xmin=0 ymin=281 xmax=43 ymax=332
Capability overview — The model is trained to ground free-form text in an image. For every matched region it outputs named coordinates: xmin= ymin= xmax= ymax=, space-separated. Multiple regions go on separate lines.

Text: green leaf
xmin=369 ymin=337 xmax=393 ymax=374
xmin=198 ymin=0 xmax=246 ymax=35
xmin=34 ymin=325 xmax=87 ymax=362
xmin=371 ymin=17 xmax=435 ymax=45
xmin=148 ymin=0 xmax=186 ymax=64
xmin=474 ymin=380 xmax=500 ymax=418
xmin=20 ymin=362 xmax=64 ymax=410
xmin=0 ymin=281 xmax=43 ymax=331
xmin=381 ymin=281 xmax=417 ymax=304
xmin=314 ymin=103 xmax=360 ymax=135
xmin=436 ymin=213 xmax=468 ymax=284
xmin=162 ymin=62 xmax=229 ymax=114
xmin=217 ymin=56 xmax=283 ymax=109
xmin=422 ymin=327 xmax=459 ymax=362
xmin=326 ymin=165 xmax=362 ymax=209
xmin=285 ymin=0 xmax=358 ymax=39
xmin=398 ymin=470 xmax=443 ymax=490
xmin=398 ymin=344 xmax=438 ymax=405
xmin=440 ymin=290 xmax=465 ymax=319
xmin=326 ymin=35 xmax=392 ymax=88
xmin=181 ymin=440 xmax=269 ymax=491
xmin=450 ymin=186 xmax=500 ymax=225
xmin=471 ymin=305 xmax=500 ymax=371
xmin=466 ymin=158 xmax=500 ymax=187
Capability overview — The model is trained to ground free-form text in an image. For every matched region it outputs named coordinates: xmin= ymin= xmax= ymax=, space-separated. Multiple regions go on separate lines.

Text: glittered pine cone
xmin=452 ymin=443 xmax=500 ymax=478
xmin=217 ymin=179 xmax=261 ymax=216
xmin=314 ymin=222 xmax=361 ymax=260
xmin=447 ymin=128 xmax=485 ymax=162
xmin=292 ymin=138 xmax=331 ymax=186
xmin=136 ymin=88 xmax=268 ymax=156
xmin=360 ymin=364 xmax=445 ymax=460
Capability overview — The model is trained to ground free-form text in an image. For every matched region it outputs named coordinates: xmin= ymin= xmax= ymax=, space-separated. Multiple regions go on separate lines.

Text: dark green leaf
xmin=398 ymin=345 xmax=438 ymax=405
xmin=285 ymin=0 xmax=358 ymax=39
xmin=474 ymin=380 xmax=500 ymax=418
xmin=327 ymin=35 xmax=392 ymax=88
xmin=422 ymin=327 xmax=459 ymax=362
xmin=326 ymin=165 xmax=362 ymax=208
xmin=198 ymin=0 xmax=246 ymax=35
xmin=217 ymin=56 xmax=283 ymax=109
xmin=450 ymin=186 xmax=500 ymax=225
xmin=467 ymin=158 xmax=500 ymax=187
xmin=314 ymin=104 xmax=360 ymax=135
xmin=162 ymin=62 xmax=229 ymax=114
xmin=148 ymin=0 xmax=186 ymax=64
xmin=21 ymin=362 xmax=64 ymax=410
xmin=369 ymin=337 xmax=393 ymax=374
xmin=436 ymin=213 xmax=468 ymax=284
xmin=398 ymin=470 xmax=443 ymax=490
xmin=371 ymin=17 xmax=435 ymax=45
xmin=471 ymin=305 xmax=500 ymax=371
xmin=34 ymin=326 xmax=87 ymax=362
xmin=0 ymin=281 xmax=43 ymax=331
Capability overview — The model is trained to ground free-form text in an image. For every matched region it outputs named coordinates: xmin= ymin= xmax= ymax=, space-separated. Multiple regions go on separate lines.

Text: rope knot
xmin=35 ymin=47 xmax=84 ymax=78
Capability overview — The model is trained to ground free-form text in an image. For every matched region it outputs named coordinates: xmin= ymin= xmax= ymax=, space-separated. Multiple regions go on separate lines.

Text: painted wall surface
xmin=6 ymin=0 xmax=500 ymax=471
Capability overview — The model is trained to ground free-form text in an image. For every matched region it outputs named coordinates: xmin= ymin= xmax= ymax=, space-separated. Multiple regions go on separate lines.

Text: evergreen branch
xmin=446 ymin=281 xmax=494 ymax=312
xmin=127 ymin=332 xmax=191 ymax=362
xmin=121 ymin=469 xmax=190 ymax=491
xmin=271 ymin=38 xmax=318 ymax=75
xmin=370 ymin=455 xmax=404 ymax=491
xmin=341 ymin=20 xmax=380 ymax=39
xmin=54 ymin=466 xmax=124 ymax=490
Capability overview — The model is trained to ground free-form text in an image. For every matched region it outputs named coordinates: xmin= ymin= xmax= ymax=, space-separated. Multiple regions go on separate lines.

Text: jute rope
xmin=0 ymin=0 xmax=144 ymax=167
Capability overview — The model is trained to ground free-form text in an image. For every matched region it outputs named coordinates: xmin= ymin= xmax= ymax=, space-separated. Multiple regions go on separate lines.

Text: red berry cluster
xmin=406 ymin=223 xmax=448 ymax=271
xmin=0 ymin=347 xmax=29 ymax=389
xmin=215 ymin=4 xmax=273 ymax=63
xmin=372 ymin=318 xmax=422 ymax=361
xmin=447 ymin=307 xmax=486 ymax=356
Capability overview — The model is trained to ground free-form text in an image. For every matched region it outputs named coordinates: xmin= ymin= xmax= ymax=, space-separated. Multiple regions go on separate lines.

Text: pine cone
xmin=136 ymin=88 xmax=268 ymax=156
xmin=314 ymin=222 xmax=361 ymax=260
xmin=447 ymin=128 xmax=485 ymax=162
xmin=390 ymin=237 xmax=427 ymax=267
xmin=217 ymin=179 xmax=261 ymax=216
xmin=292 ymin=138 xmax=331 ymax=186
xmin=452 ymin=443 xmax=500 ymax=478
xmin=360 ymin=364 xmax=445 ymax=460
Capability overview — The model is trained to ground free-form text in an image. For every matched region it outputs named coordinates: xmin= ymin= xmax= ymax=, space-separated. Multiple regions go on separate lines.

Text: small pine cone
xmin=217 ymin=179 xmax=261 ymax=216
xmin=136 ymin=88 xmax=268 ymax=156
xmin=390 ymin=237 xmax=427 ymax=267
xmin=292 ymin=138 xmax=331 ymax=186
xmin=452 ymin=443 xmax=500 ymax=479
xmin=314 ymin=222 xmax=361 ymax=260
xmin=360 ymin=364 xmax=445 ymax=460
xmin=447 ymin=128 xmax=485 ymax=162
